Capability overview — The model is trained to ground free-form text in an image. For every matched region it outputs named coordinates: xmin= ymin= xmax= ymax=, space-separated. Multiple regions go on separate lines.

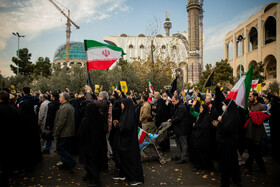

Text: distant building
xmin=52 ymin=42 xmax=87 ymax=69
xmin=104 ymin=10 xmax=203 ymax=84
xmin=103 ymin=31 xmax=190 ymax=82
xmin=224 ymin=2 xmax=279 ymax=85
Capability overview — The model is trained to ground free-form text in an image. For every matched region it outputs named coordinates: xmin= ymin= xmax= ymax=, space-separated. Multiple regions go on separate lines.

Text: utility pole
xmin=12 ymin=32 xmax=25 ymax=74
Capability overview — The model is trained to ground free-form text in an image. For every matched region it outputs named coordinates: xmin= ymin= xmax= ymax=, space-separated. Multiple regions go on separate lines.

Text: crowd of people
xmin=0 ymin=83 xmax=279 ymax=187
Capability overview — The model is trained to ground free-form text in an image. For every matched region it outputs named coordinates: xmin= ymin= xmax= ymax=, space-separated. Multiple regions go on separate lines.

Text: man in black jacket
xmin=168 ymin=95 xmax=188 ymax=164
xmin=43 ymin=92 xmax=60 ymax=154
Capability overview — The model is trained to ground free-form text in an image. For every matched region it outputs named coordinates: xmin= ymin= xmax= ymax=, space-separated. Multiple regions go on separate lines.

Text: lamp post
xmin=237 ymin=35 xmax=245 ymax=78
xmin=12 ymin=32 xmax=25 ymax=74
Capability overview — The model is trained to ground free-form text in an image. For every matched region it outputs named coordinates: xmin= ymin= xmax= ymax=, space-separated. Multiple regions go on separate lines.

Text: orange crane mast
xmin=48 ymin=0 xmax=80 ymax=61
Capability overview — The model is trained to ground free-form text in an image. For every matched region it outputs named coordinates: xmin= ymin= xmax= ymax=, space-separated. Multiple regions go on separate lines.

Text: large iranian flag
xmin=84 ymin=40 xmax=125 ymax=72
xmin=226 ymin=65 xmax=253 ymax=109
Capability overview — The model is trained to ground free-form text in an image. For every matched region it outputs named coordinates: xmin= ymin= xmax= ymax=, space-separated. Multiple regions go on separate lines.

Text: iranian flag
xmin=84 ymin=40 xmax=125 ymax=72
xmin=251 ymin=78 xmax=260 ymax=88
xmin=226 ymin=65 xmax=253 ymax=109
xmin=148 ymin=80 xmax=153 ymax=93
xmin=137 ymin=127 xmax=147 ymax=145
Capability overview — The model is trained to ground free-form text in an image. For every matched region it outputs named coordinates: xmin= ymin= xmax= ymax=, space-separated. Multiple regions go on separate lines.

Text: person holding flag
xmin=211 ymin=65 xmax=255 ymax=187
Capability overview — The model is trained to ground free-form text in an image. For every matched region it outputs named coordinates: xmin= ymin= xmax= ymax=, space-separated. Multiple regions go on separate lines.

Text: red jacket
xmin=244 ymin=111 xmax=269 ymax=128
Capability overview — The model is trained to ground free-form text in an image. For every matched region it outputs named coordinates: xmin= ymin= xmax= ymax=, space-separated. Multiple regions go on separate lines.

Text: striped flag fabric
xmin=148 ymin=80 xmax=153 ymax=93
xmin=84 ymin=40 xmax=125 ymax=72
xmin=226 ymin=65 xmax=253 ymax=109
xmin=137 ymin=127 xmax=147 ymax=145
xmin=251 ymin=78 xmax=260 ymax=88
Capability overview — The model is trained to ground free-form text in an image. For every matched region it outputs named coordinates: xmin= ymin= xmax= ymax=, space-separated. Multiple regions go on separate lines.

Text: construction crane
xmin=48 ymin=0 xmax=80 ymax=61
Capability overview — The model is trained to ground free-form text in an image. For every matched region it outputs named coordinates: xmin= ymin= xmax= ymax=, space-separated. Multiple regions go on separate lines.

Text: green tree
xmin=252 ymin=61 xmax=265 ymax=85
xmin=196 ymin=63 xmax=212 ymax=90
xmin=268 ymin=81 xmax=279 ymax=95
xmin=10 ymin=48 xmax=34 ymax=76
xmin=214 ymin=59 xmax=234 ymax=85
xmin=33 ymin=57 xmax=52 ymax=78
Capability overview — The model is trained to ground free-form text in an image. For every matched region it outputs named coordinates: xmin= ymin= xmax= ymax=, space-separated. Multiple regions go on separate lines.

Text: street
xmin=9 ymin=140 xmax=280 ymax=187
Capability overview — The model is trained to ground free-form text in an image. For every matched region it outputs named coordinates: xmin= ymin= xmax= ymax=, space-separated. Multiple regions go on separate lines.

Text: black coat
xmin=17 ymin=95 xmax=42 ymax=169
xmin=155 ymin=98 xmax=170 ymax=128
xmin=171 ymin=102 xmax=188 ymax=136
xmin=45 ymin=100 xmax=60 ymax=131
xmin=0 ymin=102 xmax=21 ymax=174
xmin=78 ymin=103 xmax=106 ymax=167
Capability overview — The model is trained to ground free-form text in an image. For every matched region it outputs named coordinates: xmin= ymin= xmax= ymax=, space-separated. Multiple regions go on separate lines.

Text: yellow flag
xmin=95 ymin=84 xmax=100 ymax=93
xmin=120 ymin=81 xmax=128 ymax=93
xmin=256 ymin=83 xmax=262 ymax=94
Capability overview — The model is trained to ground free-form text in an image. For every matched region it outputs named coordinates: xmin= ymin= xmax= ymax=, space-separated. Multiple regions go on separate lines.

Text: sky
xmin=0 ymin=0 xmax=277 ymax=77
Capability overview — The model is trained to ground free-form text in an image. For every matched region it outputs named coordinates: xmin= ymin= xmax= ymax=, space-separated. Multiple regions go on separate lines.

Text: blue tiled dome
xmin=54 ymin=42 xmax=86 ymax=61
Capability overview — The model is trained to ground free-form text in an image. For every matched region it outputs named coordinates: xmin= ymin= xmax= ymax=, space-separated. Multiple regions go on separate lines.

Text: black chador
xmin=113 ymin=99 xmax=144 ymax=183
xmin=190 ymin=104 xmax=214 ymax=171
xmin=79 ymin=103 xmax=106 ymax=186
xmin=216 ymin=99 xmax=241 ymax=187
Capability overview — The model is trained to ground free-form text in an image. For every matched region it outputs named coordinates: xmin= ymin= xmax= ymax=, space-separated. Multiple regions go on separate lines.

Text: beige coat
xmin=139 ymin=101 xmax=152 ymax=124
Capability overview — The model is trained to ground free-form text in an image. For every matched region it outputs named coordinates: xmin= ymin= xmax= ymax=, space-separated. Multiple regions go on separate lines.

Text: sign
xmin=95 ymin=84 xmax=100 ymax=93
xmin=120 ymin=81 xmax=128 ymax=93
xmin=256 ymin=83 xmax=262 ymax=94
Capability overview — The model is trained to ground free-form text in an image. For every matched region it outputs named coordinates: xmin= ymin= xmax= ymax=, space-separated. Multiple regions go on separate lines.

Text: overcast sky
xmin=0 ymin=0 xmax=276 ymax=76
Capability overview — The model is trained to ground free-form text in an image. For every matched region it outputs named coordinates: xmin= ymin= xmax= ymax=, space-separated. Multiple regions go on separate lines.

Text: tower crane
xmin=48 ymin=0 xmax=80 ymax=61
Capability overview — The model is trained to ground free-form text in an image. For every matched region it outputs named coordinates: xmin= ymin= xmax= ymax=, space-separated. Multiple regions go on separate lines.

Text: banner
xmin=256 ymin=83 xmax=262 ymax=94
xmin=120 ymin=81 xmax=128 ymax=93
xmin=95 ymin=84 xmax=100 ymax=93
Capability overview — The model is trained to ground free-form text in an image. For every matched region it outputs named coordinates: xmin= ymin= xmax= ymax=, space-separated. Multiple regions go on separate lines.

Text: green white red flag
xmin=84 ymin=40 xmax=125 ymax=72
xmin=226 ymin=65 xmax=253 ymax=109
xmin=251 ymin=78 xmax=260 ymax=88
xmin=137 ymin=127 xmax=147 ymax=145
xmin=148 ymin=80 xmax=153 ymax=93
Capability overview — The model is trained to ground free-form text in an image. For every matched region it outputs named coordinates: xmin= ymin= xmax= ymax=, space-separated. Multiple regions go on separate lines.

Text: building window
xmin=140 ymin=45 xmax=144 ymax=49
xmin=162 ymin=45 xmax=166 ymax=49
xmin=172 ymin=46 xmax=177 ymax=50
xmin=129 ymin=44 xmax=133 ymax=49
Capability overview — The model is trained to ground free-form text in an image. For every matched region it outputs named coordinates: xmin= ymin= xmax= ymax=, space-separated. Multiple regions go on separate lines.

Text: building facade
xmin=224 ymin=2 xmax=280 ymax=86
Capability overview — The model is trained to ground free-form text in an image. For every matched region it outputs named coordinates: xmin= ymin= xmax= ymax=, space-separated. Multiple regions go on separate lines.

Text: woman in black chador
xmin=113 ymin=98 xmax=144 ymax=186
xmin=190 ymin=102 xmax=214 ymax=172
xmin=79 ymin=103 xmax=106 ymax=187
xmin=213 ymin=99 xmax=242 ymax=187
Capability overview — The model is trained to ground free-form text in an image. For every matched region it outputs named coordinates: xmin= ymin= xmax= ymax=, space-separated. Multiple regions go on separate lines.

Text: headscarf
xmin=197 ymin=104 xmax=209 ymax=124
xmin=119 ymin=98 xmax=136 ymax=134
xmin=222 ymin=99 xmax=238 ymax=123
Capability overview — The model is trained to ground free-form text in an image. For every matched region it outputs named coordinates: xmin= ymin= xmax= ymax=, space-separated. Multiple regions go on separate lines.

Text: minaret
xmin=187 ymin=0 xmax=202 ymax=84
xmin=163 ymin=10 xmax=172 ymax=37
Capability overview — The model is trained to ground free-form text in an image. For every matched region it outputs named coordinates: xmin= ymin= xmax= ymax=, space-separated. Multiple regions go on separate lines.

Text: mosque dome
xmin=53 ymin=42 xmax=86 ymax=61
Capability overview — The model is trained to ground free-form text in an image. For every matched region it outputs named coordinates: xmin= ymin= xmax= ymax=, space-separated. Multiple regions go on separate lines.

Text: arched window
xmin=249 ymin=27 xmax=258 ymax=52
xmin=162 ymin=45 xmax=166 ymax=49
xmin=264 ymin=55 xmax=277 ymax=80
xmin=140 ymin=45 xmax=144 ymax=49
xmin=264 ymin=16 xmax=276 ymax=45
xmin=129 ymin=44 xmax=133 ymax=49
xmin=172 ymin=46 xmax=177 ymax=50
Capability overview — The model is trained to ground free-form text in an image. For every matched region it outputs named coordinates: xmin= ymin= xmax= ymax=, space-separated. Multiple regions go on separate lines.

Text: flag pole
xmin=87 ymin=71 xmax=94 ymax=91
